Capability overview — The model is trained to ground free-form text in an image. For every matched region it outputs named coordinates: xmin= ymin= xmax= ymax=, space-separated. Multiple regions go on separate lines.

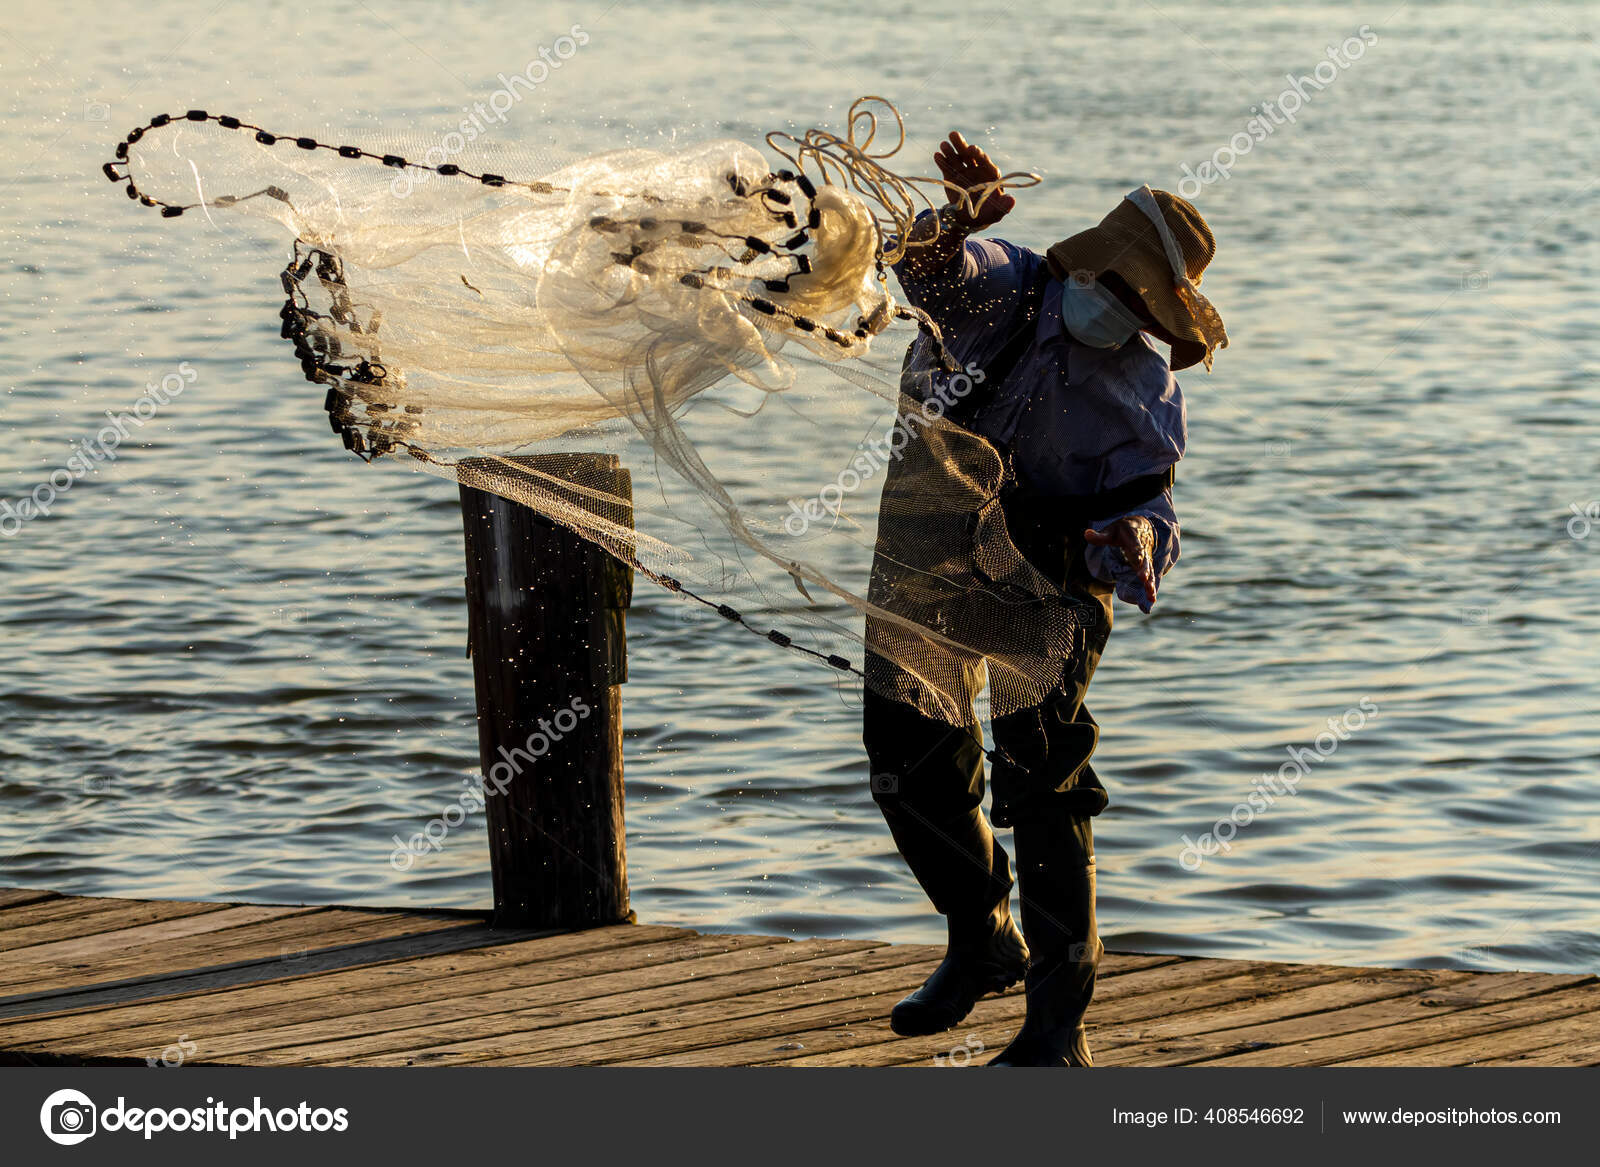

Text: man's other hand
xmin=934 ymin=131 xmax=1015 ymax=230
xmin=1084 ymin=517 xmax=1158 ymax=612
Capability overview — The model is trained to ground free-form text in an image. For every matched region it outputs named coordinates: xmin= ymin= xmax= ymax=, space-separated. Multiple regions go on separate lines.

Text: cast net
xmin=104 ymin=98 xmax=1097 ymax=729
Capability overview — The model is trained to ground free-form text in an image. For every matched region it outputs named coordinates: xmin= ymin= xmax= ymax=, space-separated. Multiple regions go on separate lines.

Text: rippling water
xmin=2 ymin=0 xmax=1597 ymax=975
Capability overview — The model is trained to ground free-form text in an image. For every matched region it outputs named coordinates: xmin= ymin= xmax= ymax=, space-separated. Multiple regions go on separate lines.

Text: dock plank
xmin=1474 ymin=1034 xmax=1600 ymax=1067
xmin=0 ymin=890 xmax=60 ymax=911
xmin=0 ymin=890 xmax=1593 ymax=1068
xmin=41 ymin=935 xmax=826 ymax=1062
xmin=0 ymin=903 xmax=299 ymax=962
xmin=1091 ymin=967 xmax=1474 ymax=1064
xmin=163 ymin=938 xmax=872 ymax=1065
xmin=464 ymin=962 xmax=945 ymax=1067
xmin=772 ymin=960 xmax=1363 ymax=1068
xmin=616 ymin=953 xmax=1183 ymax=1066
xmin=0 ymin=909 xmax=463 ymax=996
xmin=238 ymin=945 xmax=940 ymax=1066
xmin=0 ymin=896 xmax=171 ymax=945
xmin=0 ymin=921 xmax=595 ymax=1020
xmin=0 ymin=924 xmax=689 ymax=1043
xmin=502 ymin=953 xmax=1303 ymax=1068
xmin=1339 ymin=1005 xmax=1600 ymax=1066
xmin=1196 ymin=981 xmax=1600 ymax=1066
xmin=1127 ymin=970 xmax=1588 ymax=1066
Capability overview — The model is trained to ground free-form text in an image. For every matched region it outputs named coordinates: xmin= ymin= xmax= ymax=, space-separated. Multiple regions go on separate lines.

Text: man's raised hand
xmin=934 ymin=131 xmax=1015 ymax=230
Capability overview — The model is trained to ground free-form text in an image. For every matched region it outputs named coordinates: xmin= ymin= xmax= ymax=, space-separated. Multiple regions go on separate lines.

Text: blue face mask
xmin=1060 ymin=278 xmax=1146 ymax=348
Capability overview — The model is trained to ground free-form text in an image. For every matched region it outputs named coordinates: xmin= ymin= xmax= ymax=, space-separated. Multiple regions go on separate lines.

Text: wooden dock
xmin=1 ymin=887 xmax=1595 ymax=1067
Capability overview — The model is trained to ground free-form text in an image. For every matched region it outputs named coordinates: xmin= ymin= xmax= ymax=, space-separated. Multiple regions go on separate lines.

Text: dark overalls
xmin=863 ymin=273 xmax=1172 ymax=1054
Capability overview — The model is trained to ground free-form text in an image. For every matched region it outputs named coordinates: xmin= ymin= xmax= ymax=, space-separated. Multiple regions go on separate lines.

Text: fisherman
xmin=866 ymin=131 xmax=1227 ymax=1067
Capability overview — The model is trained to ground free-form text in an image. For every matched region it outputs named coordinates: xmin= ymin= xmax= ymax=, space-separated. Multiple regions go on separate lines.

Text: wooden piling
xmin=459 ymin=454 xmax=633 ymax=930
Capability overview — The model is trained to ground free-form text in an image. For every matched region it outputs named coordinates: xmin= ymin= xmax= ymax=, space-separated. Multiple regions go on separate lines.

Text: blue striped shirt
xmin=893 ymin=231 xmax=1185 ymax=611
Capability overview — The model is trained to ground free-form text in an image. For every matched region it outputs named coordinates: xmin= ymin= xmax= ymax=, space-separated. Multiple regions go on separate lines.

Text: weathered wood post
xmin=459 ymin=454 xmax=633 ymax=930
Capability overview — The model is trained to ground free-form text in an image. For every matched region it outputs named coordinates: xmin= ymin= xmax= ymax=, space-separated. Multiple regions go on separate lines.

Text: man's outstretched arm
xmin=897 ymin=131 xmax=1017 ymax=283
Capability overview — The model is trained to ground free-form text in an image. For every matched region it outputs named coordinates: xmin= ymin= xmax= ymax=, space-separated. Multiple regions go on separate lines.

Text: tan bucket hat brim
xmin=1046 ymin=186 xmax=1228 ymax=371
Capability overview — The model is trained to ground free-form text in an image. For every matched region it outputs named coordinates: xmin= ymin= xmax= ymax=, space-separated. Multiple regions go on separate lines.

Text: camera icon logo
xmin=39 ymin=1088 xmax=97 ymax=1145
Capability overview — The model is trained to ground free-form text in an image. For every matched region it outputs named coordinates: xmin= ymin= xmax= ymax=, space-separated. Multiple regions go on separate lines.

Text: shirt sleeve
xmin=891 ymin=217 xmax=1030 ymax=349
xmin=1084 ymin=487 xmax=1180 ymax=613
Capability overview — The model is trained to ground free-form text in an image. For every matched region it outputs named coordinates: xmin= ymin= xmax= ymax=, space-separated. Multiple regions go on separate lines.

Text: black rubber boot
xmin=863 ymin=682 xmax=1033 ymax=1039
xmin=890 ymin=897 xmax=1029 ymax=1036
xmin=987 ymin=795 xmax=1100 ymax=1066
xmin=878 ymin=803 xmax=1029 ymax=1037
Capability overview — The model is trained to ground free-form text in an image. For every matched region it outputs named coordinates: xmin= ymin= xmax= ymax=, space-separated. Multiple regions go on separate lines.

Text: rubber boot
xmin=987 ymin=795 xmax=1100 ymax=1066
xmin=881 ymin=805 xmax=1029 ymax=1037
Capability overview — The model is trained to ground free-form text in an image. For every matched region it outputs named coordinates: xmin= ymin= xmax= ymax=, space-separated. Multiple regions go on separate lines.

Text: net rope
xmin=104 ymin=97 xmax=1097 ymax=744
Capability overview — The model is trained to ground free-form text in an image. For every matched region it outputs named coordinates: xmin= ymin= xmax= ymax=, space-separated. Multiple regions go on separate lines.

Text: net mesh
xmin=105 ymin=99 xmax=1096 ymax=729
